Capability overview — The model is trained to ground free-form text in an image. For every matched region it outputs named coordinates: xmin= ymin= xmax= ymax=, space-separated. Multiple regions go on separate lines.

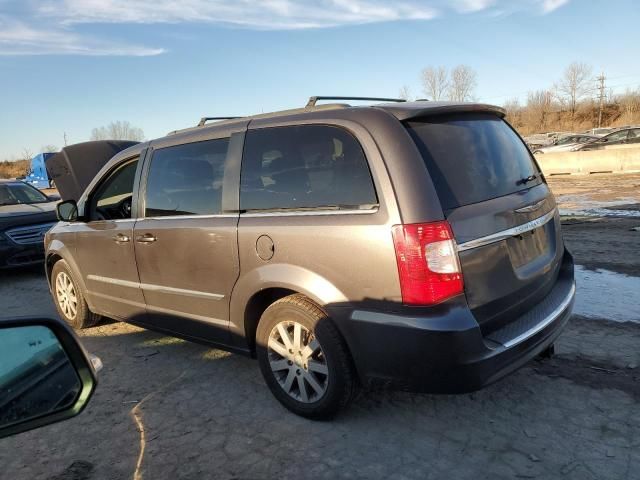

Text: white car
xmin=532 ymin=134 xmax=599 ymax=154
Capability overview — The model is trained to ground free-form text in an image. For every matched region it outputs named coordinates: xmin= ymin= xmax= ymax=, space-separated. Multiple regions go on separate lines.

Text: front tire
xmin=256 ymin=294 xmax=357 ymax=419
xmin=52 ymin=260 xmax=100 ymax=329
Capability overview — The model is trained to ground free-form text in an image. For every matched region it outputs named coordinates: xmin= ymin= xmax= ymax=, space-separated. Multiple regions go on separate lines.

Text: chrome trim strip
xmin=241 ymin=208 xmax=378 ymax=218
xmin=87 ymin=275 xmax=224 ymax=301
xmin=142 ymin=214 xmax=238 ymax=221
xmin=457 ymin=209 xmax=557 ymax=252
xmin=502 ymin=282 xmax=575 ymax=349
xmin=142 ymin=283 xmax=224 ymax=301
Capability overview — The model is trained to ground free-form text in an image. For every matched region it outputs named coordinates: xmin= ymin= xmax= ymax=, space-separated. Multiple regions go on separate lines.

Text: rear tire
xmin=51 ymin=260 xmax=100 ymax=329
xmin=256 ymin=294 xmax=357 ymax=419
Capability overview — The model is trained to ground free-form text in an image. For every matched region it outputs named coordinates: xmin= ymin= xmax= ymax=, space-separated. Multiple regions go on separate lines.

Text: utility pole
xmin=63 ymin=132 xmax=68 ymax=147
xmin=596 ymin=73 xmax=606 ymax=128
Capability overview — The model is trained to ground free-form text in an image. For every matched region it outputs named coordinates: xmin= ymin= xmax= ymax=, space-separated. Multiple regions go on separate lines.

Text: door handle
xmin=136 ymin=233 xmax=157 ymax=243
xmin=113 ymin=234 xmax=130 ymax=243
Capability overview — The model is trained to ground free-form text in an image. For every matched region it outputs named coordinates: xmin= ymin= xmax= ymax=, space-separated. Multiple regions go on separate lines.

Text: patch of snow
xmin=557 ymin=194 xmax=640 ymax=218
xmin=574 ymin=265 xmax=640 ymax=323
xmin=559 ymin=208 xmax=640 ymax=218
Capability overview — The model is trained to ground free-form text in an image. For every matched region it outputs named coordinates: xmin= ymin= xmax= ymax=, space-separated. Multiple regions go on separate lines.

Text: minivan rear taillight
xmin=391 ymin=221 xmax=464 ymax=305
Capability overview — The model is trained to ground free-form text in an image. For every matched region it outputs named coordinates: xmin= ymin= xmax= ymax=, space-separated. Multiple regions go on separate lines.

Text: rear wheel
xmin=52 ymin=260 xmax=100 ymax=329
xmin=256 ymin=294 xmax=357 ymax=419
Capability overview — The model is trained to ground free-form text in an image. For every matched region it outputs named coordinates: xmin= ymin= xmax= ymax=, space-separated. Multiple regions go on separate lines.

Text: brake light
xmin=391 ymin=221 xmax=464 ymax=305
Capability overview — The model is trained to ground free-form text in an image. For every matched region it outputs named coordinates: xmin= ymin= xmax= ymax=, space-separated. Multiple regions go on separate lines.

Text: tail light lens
xmin=391 ymin=221 xmax=464 ymax=305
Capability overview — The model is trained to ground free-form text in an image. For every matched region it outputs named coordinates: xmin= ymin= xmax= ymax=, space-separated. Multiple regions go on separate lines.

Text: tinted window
xmin=91 ymin=159 xmax=138 ymax=220
xmin=240 ymin=125 xmax=376 ymax=211
xmin=603 ymin=130 xmax=628 ymax=143
xmin=145 ymin=139 xmax=230 ymax=217
xmin=406 ymin=114 xmax=541 ymax=210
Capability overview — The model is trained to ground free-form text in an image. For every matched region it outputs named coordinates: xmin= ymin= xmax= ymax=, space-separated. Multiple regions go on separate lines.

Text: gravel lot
xmin=1 ymin=174 xmax=639 ymax=480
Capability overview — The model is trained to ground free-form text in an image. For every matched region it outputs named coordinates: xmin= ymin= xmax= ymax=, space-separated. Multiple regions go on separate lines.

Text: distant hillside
xmin=0 ymin=160 xmax=29 ymax=179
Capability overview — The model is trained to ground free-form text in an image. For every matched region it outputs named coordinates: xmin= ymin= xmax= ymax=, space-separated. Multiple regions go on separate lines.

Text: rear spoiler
xmin=375 ymin=101 xmax=506 ymax=122
xmin=46 ymin=141 xmax=139 ymax=201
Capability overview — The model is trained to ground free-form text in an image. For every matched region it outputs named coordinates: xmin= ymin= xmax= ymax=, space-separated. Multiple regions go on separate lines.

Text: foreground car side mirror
xmin=57 ymin=200 xmax=79 ymax=222
xmin=0 ymin=317 xmax=97 ymax=439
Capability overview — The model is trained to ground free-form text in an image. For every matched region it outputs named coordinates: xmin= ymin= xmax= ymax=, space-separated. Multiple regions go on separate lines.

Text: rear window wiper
xmin=516 ymin=173 xmax=540 ymax=186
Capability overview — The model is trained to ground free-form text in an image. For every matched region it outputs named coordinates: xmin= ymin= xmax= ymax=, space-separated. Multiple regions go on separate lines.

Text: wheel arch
xmin=229 ymin=263 xmax=349 ymax=355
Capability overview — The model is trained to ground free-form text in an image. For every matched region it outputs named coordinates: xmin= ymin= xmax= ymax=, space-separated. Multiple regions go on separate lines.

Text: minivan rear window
xmin=406 ymin=113 xmax=542 ymax=211
xmin=240 ymin=125 xmax=377 ymax=212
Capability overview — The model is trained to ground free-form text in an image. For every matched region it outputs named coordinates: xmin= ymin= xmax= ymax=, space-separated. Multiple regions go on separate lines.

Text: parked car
xmin=46 ymin=98 xmax=575 ymax=418
xmin=574 ymin=127 xmax=640 ymax=151
xmin=582 ymin=127 xmax=614 ymax=136
xmin=0 ymin=180 xmax=59 ymax=268
xmin=21 ymin=153 xmax=57 ymax=189
xmin=532 ymin=134 xmax=600 ymax=154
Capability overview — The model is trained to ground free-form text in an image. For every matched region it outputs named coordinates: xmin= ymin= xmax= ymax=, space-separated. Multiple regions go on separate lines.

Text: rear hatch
xmin=405 ymin=113 xmax=564 ymax=335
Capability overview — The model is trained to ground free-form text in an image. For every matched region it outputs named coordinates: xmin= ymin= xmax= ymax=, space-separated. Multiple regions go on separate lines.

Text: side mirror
xmin=57 ymin=200 xmax=78 ymax=222
xmin=0 ymin=317 xmax=98 ymax=439
xmin=47 ymin=194 xmax=61 ymax=202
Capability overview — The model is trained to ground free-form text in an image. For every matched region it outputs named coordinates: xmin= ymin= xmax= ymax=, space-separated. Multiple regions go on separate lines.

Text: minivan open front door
xmin=405 ymin=113 xmax=566 ymax=335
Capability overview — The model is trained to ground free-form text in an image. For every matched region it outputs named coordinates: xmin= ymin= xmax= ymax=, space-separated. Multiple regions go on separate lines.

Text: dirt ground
xmin=1 ymin=174 xmax=639 ymax=480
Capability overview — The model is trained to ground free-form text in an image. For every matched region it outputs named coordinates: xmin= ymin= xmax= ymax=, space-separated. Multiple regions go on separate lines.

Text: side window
xmin=240 ymin=125 xmax=377 ymax=211
xmin=90 ymin=158 xmax=139 ymax=221
xmin=145 ymin=138 xmax=230 ymax=217
xmin=628 ymin=129 xmax=640 ymax=143
xmin=604 ymin=131 xmax=628 ymax=143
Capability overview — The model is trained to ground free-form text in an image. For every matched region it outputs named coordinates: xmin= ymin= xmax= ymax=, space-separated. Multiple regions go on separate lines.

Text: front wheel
xmin=51 ymin=260 xmax=100 ymax=329
xmin=256 ymin=294 xmax=357 ymax=419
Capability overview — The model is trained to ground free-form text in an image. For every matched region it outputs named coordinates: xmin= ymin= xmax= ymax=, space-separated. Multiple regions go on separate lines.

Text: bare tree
xmin=91 ymin=121 xmax=145 ymax=141
xmin=421 ymin=66 xmax=449 ymax=101
xmin=619 ymin=88 xmax=640 ymax=124
xmin=525 ymin=90 xmax=553 ymax=132
xmin=557 ymin=62 xmax=593 ymax=121
xmin=503 ymin=98 xmax=522 ymax=128
xmin=40 ymin=144 xmax=58 ymax=153
xmin=448 ymin=65 xmax=477 ymax=102
xmin=20 ymin=148 xmax=34 ymax=162
xmin=398 ymin=85 xmax=413 ymax=101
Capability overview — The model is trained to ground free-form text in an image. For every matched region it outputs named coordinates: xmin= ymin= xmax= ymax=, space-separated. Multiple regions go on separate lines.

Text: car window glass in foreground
xmin=240 ymin=125 xmax=377 ymax=211
xmin=0 ymin=326 xmax=81 ymax=429
xmin=405 ymin=113 xmax=541 ymax=211
xmin=91 ymin=159 xmax=139 ymax=220
xmin=145 ymin=138 xmax=230 ymax=217
xmin=0 ymin=183 xmax=48 ymax=206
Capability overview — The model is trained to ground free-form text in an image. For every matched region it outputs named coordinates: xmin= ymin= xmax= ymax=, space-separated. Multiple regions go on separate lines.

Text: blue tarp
xmin=23 ymin=152 xmax=56 ymax=189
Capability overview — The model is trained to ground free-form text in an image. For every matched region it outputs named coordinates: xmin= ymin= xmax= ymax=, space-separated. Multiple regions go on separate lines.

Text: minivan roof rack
xmin=197 ymin=116 xmax=242 ymax=127
xmin=306 ymin=96 xmax=407 ymax=108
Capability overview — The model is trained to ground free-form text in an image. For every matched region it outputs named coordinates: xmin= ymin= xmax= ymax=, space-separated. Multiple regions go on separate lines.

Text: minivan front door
xmin=75 ymin=157 xmax=146 ymax=322
xmin=133 ymin=134 xmax=242 ymax=345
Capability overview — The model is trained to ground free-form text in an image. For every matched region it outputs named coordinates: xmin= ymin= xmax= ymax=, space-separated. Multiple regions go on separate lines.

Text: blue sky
xmin=1 ymin=0 xmax=639 ymax=160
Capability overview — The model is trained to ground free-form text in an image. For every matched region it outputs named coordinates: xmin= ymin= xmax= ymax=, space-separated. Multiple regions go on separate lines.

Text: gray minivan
xmin=46 ymin=98 xmax=575 ymax=418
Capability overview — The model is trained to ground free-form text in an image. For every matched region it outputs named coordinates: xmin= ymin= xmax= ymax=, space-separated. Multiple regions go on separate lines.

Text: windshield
xmin=406 ymin=113 xmax=542 ymax=210
xmin=0 ymin=183 xmax=49 ymax=206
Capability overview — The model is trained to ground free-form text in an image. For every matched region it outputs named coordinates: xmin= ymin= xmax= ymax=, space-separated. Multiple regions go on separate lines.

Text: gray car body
xmin=45 ymin=101 xmax=574 ymax=392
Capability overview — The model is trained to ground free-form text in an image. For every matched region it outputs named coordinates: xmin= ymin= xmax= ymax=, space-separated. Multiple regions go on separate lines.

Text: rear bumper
xmin=334 ymin=250 xmax=575 ymax=393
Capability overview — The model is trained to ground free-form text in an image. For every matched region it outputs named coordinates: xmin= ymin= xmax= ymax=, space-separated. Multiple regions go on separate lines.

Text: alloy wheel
xmin=267 ymin=321 xmax=329 ymax=403
xmin=55 ymin=271 xmax=78 ymax=321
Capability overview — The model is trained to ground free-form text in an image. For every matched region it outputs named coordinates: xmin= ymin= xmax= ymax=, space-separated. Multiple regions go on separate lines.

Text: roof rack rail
xmin=197 ymin=116 xmax=242 ymax=127
xmin=306 ymin=96 xmax=407 ymax=108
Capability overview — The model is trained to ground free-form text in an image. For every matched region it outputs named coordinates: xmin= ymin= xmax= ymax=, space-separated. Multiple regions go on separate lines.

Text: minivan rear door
xmin=405 ymin=113 xmax=564 ymax=335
